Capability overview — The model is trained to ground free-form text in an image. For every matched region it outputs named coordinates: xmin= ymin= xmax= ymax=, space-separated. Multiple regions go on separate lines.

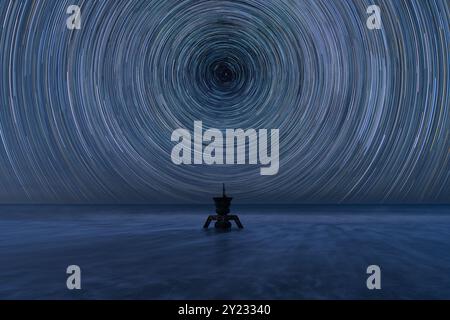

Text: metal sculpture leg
xmin=203 ymin=215 xmax=216 ymax=229
xmin=229 ymin=215 xmax=244 ymax=229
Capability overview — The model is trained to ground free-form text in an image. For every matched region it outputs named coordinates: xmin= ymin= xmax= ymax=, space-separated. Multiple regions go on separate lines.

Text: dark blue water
xmin=1 ymin=205 xmax=450 ymax=299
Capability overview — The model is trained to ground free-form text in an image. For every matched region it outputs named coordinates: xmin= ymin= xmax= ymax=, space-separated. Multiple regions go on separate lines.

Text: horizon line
xmin=0 ymin=202 xmax=449 ymax=206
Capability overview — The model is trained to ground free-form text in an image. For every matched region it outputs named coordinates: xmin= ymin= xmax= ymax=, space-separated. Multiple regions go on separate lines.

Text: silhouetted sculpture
xmin=203 ymin=184 xmax=244 ymax=229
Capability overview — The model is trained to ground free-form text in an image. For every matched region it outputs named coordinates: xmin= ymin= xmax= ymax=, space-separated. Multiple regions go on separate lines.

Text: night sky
xmin=0 ymin=0 xmax=448 ymax=204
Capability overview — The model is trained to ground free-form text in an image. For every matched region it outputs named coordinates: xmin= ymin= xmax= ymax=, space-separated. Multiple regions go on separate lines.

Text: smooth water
xmin=0 ymin=205 xmax=449 ymax=299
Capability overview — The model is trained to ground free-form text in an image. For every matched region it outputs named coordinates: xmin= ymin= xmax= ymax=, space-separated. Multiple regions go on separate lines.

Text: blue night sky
xmin=0 ymin=0 xmax=448 ymax=204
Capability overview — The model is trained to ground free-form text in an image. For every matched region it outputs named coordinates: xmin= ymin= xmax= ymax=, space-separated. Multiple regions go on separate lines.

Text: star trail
xmin=0 ymin=0 xmax=448 ymax=204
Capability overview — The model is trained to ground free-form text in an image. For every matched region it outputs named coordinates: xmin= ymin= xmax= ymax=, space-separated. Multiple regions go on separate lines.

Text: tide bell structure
xmin=203 ymin=184 xmax=244 ymax=229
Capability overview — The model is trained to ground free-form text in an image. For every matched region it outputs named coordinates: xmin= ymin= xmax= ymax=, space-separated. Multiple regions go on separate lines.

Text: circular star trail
xmin=0 ymin=0 xmax=448 ymax=203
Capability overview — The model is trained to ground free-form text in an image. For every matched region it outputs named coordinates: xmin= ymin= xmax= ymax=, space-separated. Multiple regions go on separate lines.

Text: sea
xmin=0 ymin=204 xmax=449 ymax=299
